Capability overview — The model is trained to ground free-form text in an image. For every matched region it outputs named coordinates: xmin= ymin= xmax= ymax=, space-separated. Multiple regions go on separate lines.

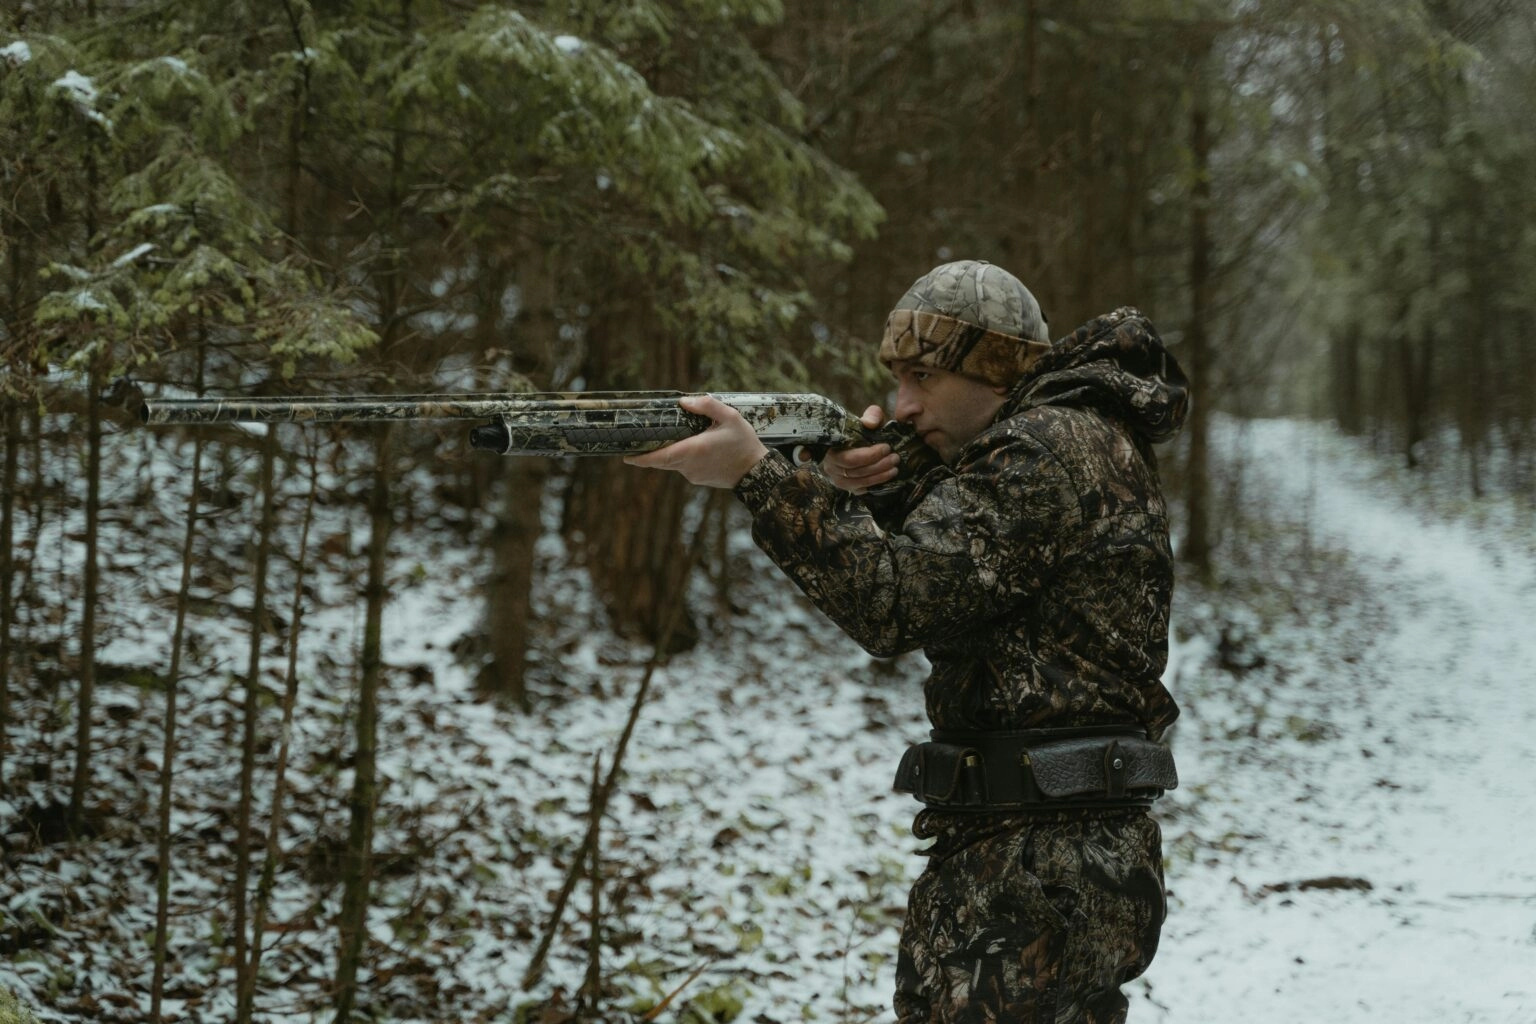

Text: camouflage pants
xmin=894 ymin=810 xmax=1165 ymax=1024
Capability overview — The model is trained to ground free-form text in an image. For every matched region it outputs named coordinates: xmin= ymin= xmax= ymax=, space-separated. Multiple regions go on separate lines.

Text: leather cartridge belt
xmin=892 ymin=726 xmax=1178 ymax=810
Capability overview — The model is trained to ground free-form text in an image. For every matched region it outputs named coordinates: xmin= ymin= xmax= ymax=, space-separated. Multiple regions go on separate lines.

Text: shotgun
xmin=135 ymin=389 xmax=940 ymax=470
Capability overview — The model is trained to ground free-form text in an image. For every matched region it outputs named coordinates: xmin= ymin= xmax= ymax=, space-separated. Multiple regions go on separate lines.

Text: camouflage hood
xmin=1003 ymin=307 xmax=1188 ymax=444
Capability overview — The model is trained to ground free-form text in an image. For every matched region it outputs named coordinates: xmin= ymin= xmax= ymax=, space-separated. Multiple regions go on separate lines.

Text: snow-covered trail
xmin=1138 ymin=419 xmax=1536 ymax=1024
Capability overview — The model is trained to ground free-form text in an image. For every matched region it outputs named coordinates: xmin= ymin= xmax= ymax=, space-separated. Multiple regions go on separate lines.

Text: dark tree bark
xmin=241 ymin=442 xmax=321 ymax=1023
xmin=19 ymin=404 xmax=45 ymax=751
xmin=568 ymin=461 xmax=697 ymax=652
xmin=1318 ymin=27 xmax=1365 ymax=435
xmin=1180 ymin=38 xmax=1215 ymax=579
xmin=0 ymin=400 xmax=18 ymax=795
xmin=66 ymin=84 xmax=105 ymax=835
xmin=1333 ymin=322 xmax=1364 ymax=434
xmin=578 ymin=756 xmax=603 ymax=1012
xmin=233 ymin=429 xmax=278 ymax=992
xmin=336 ymin=5 xmax=408 ymax=1006
xmin=1458 ymin=241 xmax=1488 ymax=497
xmin=1021 ymin=0 xmax=1043 ymax=280
xmin=334 ymin=425 xmax=393 ymax=1023
xmin=1398 ymin=330 xmax=1434 ymax=470
xmin=479 ymin=251 xmax=555 ymax=707
xmin=150 ymin=432 xmax=204 ymax=1023
xmin=152 ymin=336 xmax=209 ymax=1022
xmin=1073 ymin=84 xmax=1100 ymax=314
xmin=482 ymin=458 xmax=549 ymax=709
xmin=565 ymin=304 xmax=698 ymax=652
xmin=67 ymin=368 xmax=103 ymax=834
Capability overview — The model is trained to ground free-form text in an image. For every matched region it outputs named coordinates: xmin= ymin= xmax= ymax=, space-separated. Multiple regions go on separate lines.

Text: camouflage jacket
xmin=734 ymin=307 xmax=1189 ymax=740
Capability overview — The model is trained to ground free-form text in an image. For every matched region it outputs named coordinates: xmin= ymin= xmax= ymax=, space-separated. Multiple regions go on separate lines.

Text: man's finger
xmin=623 ymin=447 xmax=672 ymax=469
xmin=860 ymin=404 xmax=885 ymax=429
xmin=845 ymin=460 xmax=898 ymax=493
xmin=842 ymin=453 xmax=900 ymax=479
xmin=624 ymin=437 xmax=696 ymax=469
xmin=680 ymin=393 xmax=741 ymax=425
xmin=835 ymin=444 xmax=893 ymax=468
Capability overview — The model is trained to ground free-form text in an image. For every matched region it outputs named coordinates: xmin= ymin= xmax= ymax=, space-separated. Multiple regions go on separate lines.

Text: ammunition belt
xmin=892 ymin=726 xmax=1178 ymax=811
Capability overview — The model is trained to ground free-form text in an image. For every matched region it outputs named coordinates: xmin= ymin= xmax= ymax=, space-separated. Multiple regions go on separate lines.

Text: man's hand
xmin=623 ymin=394 xmax=770 ymax=489
xmin=822 ymin=404 xmax=900 ymax=494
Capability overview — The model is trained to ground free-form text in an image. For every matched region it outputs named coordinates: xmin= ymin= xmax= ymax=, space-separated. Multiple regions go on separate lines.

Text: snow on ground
xmin=1 ymin=423 xmax=931 ymax=1023
xmin=1135 ymin=417 xmax=1536 ymax=1024
xmin=2 ymin=414 xmax=1535 ymax=1022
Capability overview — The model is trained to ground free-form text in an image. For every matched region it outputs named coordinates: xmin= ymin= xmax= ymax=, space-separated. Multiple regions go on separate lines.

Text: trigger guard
xmin=778 ymin=444 xmax=825 ymax=465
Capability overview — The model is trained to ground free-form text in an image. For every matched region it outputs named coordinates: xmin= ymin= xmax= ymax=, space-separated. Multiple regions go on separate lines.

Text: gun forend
xmin=471 ymin=392 xmax=867 ymax=456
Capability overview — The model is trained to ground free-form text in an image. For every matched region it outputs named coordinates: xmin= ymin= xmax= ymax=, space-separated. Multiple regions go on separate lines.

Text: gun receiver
xmin=137 ymin=390 xmax=927 ymax=463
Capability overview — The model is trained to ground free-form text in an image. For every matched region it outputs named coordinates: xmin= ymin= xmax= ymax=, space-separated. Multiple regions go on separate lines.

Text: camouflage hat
xmin=878 ymin=260 xmax=1051 ymax=388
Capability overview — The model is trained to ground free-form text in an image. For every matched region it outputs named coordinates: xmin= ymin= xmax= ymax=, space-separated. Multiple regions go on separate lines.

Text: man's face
xmin=890 ymin=362 xmax=1008 ymax=464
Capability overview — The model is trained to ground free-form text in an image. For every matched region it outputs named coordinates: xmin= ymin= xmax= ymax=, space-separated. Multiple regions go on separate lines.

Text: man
xmin=626 ymin=260 xmax=1189 ymax=1023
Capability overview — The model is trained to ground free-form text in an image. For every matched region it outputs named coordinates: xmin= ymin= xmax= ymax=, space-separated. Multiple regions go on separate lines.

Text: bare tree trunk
xmin=19 ymin=403 xmax=45 ymax=783
xmin=1020 ymin=0 xmax=1043 ymax=281
xmin=66 ymin=87 xmax=104 ymax=834
xmin=1073 ymin=89 xmax=1099 ymax=313
xmin=235 ymin=32 xmax=317 ymax=1012
xmin=150 ymin=432 xmax=205 ymax=1023
xmin=711 ymin=491 xmax=732 ymax=618
xmin=482 ymin=459 xmax=549 ymax=709
xmin=1458 ymin=280 xmax=1486 ymax=498
xmin=150 ymin=336 xmax=210 ymax=1020
xmin=241 ymin=441 xmax=321 ymax=1023
xmin=68 ymin=368 xmax=103 ymax=834
xmin=578 ymin=756 xmax=604 ymax=1013
xmin=1318 ymin=27 xmax=1365 ymax=435
xmin=1180 ymin=39 xmax=1215 ymax=579
xmin=1463 ymin=212 xmax=1492 ymax=499
xmin=1116 ymin=83 xmax=1145 ymax=305
xmin=234 ymin=429 xmax=279 ymax=991
xmin=335 ymin=3 xmax=408 ymax=1004
xmin=1333 ymin=322 xmax=1363 ymax=434
xmin=334 ymin=425 xmax=393 ymax=1024
xmin=1369 ymin=325 xmax=1391 ymax=452
xmin=565 ymin=305 xmax=697 ymax=652
xmin=1397 ymin=319 xmax=1433 ymax=470
xmin=1 ymin=177 xmax=26 ymax=795
xmin=1 ymin=400 xmax=18 ymax=795
xmin=568 ymin=462 xmax=697 ymax=652
xmin=479 ymin=251 xmax=555 ymax=707
xmin=1317 ymin=25 xmax=1338 ymax=421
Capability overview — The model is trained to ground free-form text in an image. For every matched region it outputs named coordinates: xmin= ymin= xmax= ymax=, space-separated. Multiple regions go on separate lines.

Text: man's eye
xmin=912 ymin=370 xmax=931 ymax=382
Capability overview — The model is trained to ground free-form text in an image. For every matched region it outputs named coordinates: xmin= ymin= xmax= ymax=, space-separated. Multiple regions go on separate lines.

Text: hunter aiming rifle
xmin=135 ymin=388 xmax=941 ymax=471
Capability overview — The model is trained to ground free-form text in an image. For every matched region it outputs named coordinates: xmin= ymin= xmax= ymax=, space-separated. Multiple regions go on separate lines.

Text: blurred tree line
xmin=1 ymin=0 xmax=1533 ymax=1019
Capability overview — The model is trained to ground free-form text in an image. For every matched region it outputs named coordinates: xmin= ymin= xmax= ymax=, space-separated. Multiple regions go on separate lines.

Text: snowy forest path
xmin=1138 ymin=418 xmax=1536 ymax=1024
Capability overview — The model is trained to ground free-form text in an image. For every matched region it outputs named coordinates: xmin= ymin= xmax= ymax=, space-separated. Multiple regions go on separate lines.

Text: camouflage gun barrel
xmin=138 ymin=390 xmax=878 ymax=457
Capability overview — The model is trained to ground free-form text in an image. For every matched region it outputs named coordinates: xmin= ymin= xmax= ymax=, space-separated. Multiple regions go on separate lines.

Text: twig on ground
xmin=641 ymin=960 xmax=711 ymax=1023
xmin=1448 ymin=891 xmax=1536 ymax=901
xmin=580 ymin=753 xmax=603 ymax=1011
xmin=521 ymin=494 xmax=721 ymax=992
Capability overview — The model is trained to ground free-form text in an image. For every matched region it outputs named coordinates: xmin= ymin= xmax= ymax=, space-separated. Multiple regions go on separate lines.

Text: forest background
xmin=2 ymin=0 xmax=1535 ymax=1022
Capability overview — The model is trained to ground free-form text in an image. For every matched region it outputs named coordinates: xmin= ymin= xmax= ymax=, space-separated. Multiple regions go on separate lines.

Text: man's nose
xmin=892 ymin=382 xmax=920 ymax=423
